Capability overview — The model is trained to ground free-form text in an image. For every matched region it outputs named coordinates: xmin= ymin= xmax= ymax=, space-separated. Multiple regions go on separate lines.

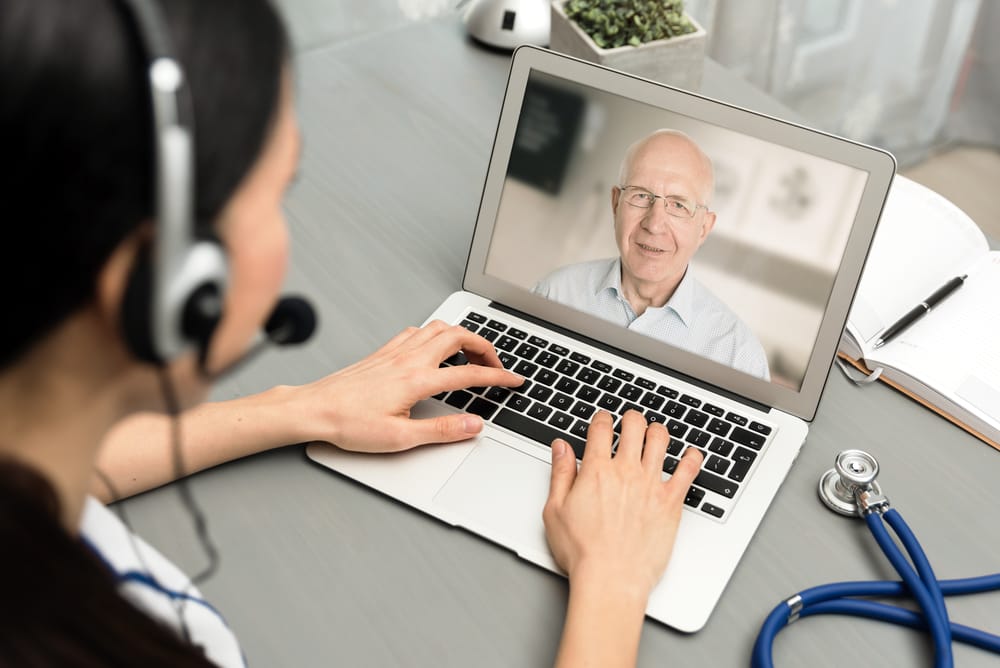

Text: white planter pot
xmin=549 ymin=1 xmax=707 ymax=91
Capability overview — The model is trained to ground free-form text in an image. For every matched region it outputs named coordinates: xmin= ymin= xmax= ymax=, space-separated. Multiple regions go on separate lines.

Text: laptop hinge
xmin=489 ymin=301 xmax=772 ymax=414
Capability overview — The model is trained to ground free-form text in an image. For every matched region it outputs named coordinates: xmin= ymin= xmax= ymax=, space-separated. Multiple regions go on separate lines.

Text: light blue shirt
xmin=533 ymin=258 xmax=770 ymax=381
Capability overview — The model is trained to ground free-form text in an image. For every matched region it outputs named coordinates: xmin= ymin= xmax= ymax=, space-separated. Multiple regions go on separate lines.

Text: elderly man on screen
xmin=533 ymin=129 xmax=770 ymax=381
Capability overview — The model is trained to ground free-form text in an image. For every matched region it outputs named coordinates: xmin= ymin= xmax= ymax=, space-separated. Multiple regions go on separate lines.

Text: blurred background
xmin=271 ymin=0 xmax=999 ymax=245
xmin=483 ymin=71 xmax=868 ymax=388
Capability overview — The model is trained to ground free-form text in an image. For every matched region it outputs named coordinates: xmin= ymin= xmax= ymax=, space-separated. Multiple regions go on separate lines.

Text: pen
xmin=873 ymin=274 xmax=967 ymax=349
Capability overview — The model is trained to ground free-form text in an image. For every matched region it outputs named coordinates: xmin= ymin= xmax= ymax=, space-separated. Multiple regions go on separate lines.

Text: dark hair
xmin=0 ymin=0 xmax=289 ymax=369
xmin=0 ymin=0 xmax=288 ymax=662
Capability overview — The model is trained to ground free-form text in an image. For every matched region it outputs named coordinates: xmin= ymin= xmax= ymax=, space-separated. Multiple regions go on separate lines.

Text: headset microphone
xmin=200 ymin=294 xmax=317 ymax=381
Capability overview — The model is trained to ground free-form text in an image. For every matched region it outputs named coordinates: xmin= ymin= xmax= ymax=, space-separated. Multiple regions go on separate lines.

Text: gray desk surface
xmin=120 ymin=16 xmax=1000 ymax=667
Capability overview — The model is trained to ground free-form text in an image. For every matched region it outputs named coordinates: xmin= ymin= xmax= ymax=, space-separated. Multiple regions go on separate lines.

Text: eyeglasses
xmin=618 ymin=185 xmax=708 ymax=220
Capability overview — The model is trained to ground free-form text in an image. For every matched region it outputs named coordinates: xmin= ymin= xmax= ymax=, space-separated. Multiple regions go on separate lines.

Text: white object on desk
xmin=464 ymin=0 xmax=549 ymax=49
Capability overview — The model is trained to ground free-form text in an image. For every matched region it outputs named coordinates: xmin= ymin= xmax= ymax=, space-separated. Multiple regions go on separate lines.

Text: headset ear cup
xmin=121 ymin=243 xmax=162 ymax=365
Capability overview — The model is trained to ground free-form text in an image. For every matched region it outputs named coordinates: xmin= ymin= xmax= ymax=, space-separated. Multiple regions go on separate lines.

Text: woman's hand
xmin=543 ymin=409 xmax=703 ymax=667
xmin=282 ymin=320 xmax=524 ymax=453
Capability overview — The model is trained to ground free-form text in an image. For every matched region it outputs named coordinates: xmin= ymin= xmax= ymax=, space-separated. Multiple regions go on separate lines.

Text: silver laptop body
xmin=307 ymin=46 xmax=895 ymax=632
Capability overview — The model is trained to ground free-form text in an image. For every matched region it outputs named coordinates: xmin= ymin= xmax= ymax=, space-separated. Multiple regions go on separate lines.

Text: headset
xmin=117 ymin=0 xmax=229 ymax=366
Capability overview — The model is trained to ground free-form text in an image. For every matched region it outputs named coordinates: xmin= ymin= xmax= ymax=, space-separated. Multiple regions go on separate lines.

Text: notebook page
xmin=866 ymin=253 xmax=1000 ymax=429
xmin=849 ymin=176 xmax=988 ymax=350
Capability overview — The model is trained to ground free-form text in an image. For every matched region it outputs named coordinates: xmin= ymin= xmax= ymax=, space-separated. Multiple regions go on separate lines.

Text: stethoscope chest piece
xmin=818 ymin=449 xmax=884 ymax=517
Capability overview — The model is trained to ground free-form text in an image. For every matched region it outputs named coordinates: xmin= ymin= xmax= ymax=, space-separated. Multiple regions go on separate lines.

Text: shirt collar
xmin=598 ymin=258 xmax=694 ymax=327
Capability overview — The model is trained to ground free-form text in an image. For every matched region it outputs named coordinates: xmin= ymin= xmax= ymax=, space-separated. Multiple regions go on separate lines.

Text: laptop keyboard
xmin=437 ymin=310 xmax=775 ymax=521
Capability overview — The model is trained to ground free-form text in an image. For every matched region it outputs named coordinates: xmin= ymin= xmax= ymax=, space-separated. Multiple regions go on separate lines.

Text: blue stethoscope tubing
xmin=752 ymin=508 xmax=1000 ymax=667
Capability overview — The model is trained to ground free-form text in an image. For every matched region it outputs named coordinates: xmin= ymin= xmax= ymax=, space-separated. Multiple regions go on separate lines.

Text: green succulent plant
xmin=563 ymin=0 xmax=696 ymax=49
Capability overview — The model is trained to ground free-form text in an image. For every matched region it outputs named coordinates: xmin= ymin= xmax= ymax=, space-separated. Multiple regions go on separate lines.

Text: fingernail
xmin=552 ymin=439 xmax=567 ymax=457
xmin=463 ymin=415 xmax=484 ymax=433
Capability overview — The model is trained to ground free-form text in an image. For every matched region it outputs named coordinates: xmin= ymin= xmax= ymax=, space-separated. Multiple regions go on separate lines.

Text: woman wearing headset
xmin=0 ymin=0 xmax=702 ymax=665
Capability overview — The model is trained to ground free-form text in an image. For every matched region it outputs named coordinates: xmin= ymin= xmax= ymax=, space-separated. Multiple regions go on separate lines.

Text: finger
xmin=432 ymin=364 xmax=524 ymax=395
xmin=546 ymin=439 xmax=578 ymax=508
xmin=389 ymin=413 xmax=486 ymax=450
xmin=663 ymin=447 xmax=703 ymax=503
xmin=615 ymin=409 xmax=647 ymax=462
xmin=581 ymin=410 xmax=614 ymax=467
xmin=641 ymin=421 xmax=670 ymax=473
xmin=427 ymin=326 xmax=507 ymax=369
xmin=373 ymin=326 xmax=422 ymax=358
xmin=393 ymin=320 xmax=454 ymax=356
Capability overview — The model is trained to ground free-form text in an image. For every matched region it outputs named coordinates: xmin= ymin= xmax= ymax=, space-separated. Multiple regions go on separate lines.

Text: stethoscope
xmin=752 ymin=449 xmax=1000 ymax=667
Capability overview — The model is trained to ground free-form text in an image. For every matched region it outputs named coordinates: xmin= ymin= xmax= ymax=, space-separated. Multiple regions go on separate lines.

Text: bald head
xmin=617 ymin=130 xmax=715 ymax=205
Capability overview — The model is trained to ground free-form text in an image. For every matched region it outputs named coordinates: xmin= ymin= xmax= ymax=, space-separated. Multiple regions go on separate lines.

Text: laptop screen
xmin=465 ymin=49 xmax=894 ymax=419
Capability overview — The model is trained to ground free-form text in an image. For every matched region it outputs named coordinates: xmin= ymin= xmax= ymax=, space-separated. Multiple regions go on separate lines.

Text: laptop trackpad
xmin=433 ymin=438 xmax=551 ymax=557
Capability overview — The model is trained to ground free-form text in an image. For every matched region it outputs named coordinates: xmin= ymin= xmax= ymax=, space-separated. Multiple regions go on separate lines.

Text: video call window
xmin=484 ymin=71 xmax=868 ymax=391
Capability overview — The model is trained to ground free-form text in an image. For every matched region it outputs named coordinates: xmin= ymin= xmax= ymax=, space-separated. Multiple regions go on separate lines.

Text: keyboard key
xmin=498 ymin=352 xmax=516 ymax=369
xmin=466 ymin=311 xmax=487 ymax=323
xmin=646 ymin=411 xmax=667 ymax=425
xmin=444 ymin=352 xmax=468 ymax=366
xmin=597 ymin=394 xmax=623 ymax=412
xmin=576 ymin=367 xmax=601 ymax=385
xmin=528 ymin=385 xmax=553 ymax=402
xmin=613 ymin=368 xmax=635 ymax=381
xmin=664 ymin=401 xmax=686 ymax=418
xmin=510 ymin=379 xmax=531 ymax=394
xmin=620 ymin=402 xmax=644 ymax=416
xmin=550 ymin=392 xmax=574 ymax=411
xmin=505 ymin=394 xmax=530 ymax=412
xmin=496 ymin=335 xmax=519 ymax=352
xmin=666 ymin=420 xmax=688 ymax=439
xmin=666 ymin=439 xmax=683 ymax=456
xmin=485 ymin=387 xmax=511 ymax=403
xmin=591 ymin=360 xmax=612 ymax=373
xmin=575 ymin=386 xmax=600 ymax=404
xmin=657 ymin=385 xmax=679 ymax=399
xmin=749 ymin=421 xmax=773 ymax=436
xmin=535 ymin=369 xmax=558 ymax=386
xmin=493 ymin=408 xmax=584 ymax=457
xmin=556 ymin=359 xmax=580 ymax=376
xmin=536 ymin=352 xmax=559 ymax=368
xmin=432 ymin=392 xmax=446 ymax=401
xmin=466 ymin=398 xmax=499 ymax=420
xmin=527 ymin=403 xmax=553 ymax=421
xmin=733 ymin=446 xmax=758 ymax=465
xmin=570 ymin=419 xmax=590 ymax=440
xmin=640 ymin=392 xmax=665 ymax=411
xmin=598 ymin=376 xmax=622 ymax=392
xmin=729 ymin=456 xmax=753 ymax=482
xmin=445 ymin=390 xmax=473 ymax=409
xmin=701 ymin=503 xmax=725 ymax=518
xmin=570 ymin=352 xmax=591 ymax=365
xmin=680 ymin=394 xmax=702 ymax=408
xmin=549 ymin=343 xmax=570 ymax=356
xmin=685 ymin=429 xmax=711 ymax=446
xmin=555 ymin=377 xmax=580 ymax=394
xmin=570 ymin=401 xmax=596 ymax=420
xmin=731 ymin=426 xmax=766 ymax=450
xmin=663 ymin=456 xmax=679 ymax=474
xmin=705 ymin=454 xmax=731 ymax=475
xmin=684 ymin=409 xmax=709 ymax=428
xmin=548 ymin=411 xmax=573 ymax=431
xmin=708 ymin=437 xmax=733 ymax=457
xmin=528 ymin=335 xmax=549 ymax=347
xmin=635 ymin=377 xmax=656 ymax=391
xmin=707 ymin=418 xmax=731 ymax=437
xmin=725 ymin=412 xmax=748 ymax=426
xmin=513 ymin=361 xmax=538 ymax=378
xmin=458 ymin=319 xmax=479 ymax=333
xmin=479 ymin=328 xmax=499 ymax=342
xmin=694 ymin=470 xmax=739 ymax=498
xmin=684 ymin=486 xmax=706 ymax=507
xmin=508 ymin=328 xmax=528 ymax=340
xmin=703 ymin=403 xmax=725 ymax=417
xmin=514 ymin=343 xmax=539 ymax=360
xmin=486 ymin=319 xmax=507 ymax=332
xmin=619 ymin=383 xmax=643 ymax=401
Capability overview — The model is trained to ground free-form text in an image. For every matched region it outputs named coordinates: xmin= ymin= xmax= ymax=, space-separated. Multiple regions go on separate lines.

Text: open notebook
xmin=839 ymin=175 xmax=1000 ymax=449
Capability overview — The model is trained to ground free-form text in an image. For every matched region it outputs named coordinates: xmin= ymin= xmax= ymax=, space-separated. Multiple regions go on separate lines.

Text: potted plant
xmin=550 ymin=0 xmax=707 ymax=91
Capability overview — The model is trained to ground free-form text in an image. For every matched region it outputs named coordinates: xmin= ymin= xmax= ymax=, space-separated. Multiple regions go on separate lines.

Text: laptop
xmin=307 ymin=46 xmax=895 ymax=632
